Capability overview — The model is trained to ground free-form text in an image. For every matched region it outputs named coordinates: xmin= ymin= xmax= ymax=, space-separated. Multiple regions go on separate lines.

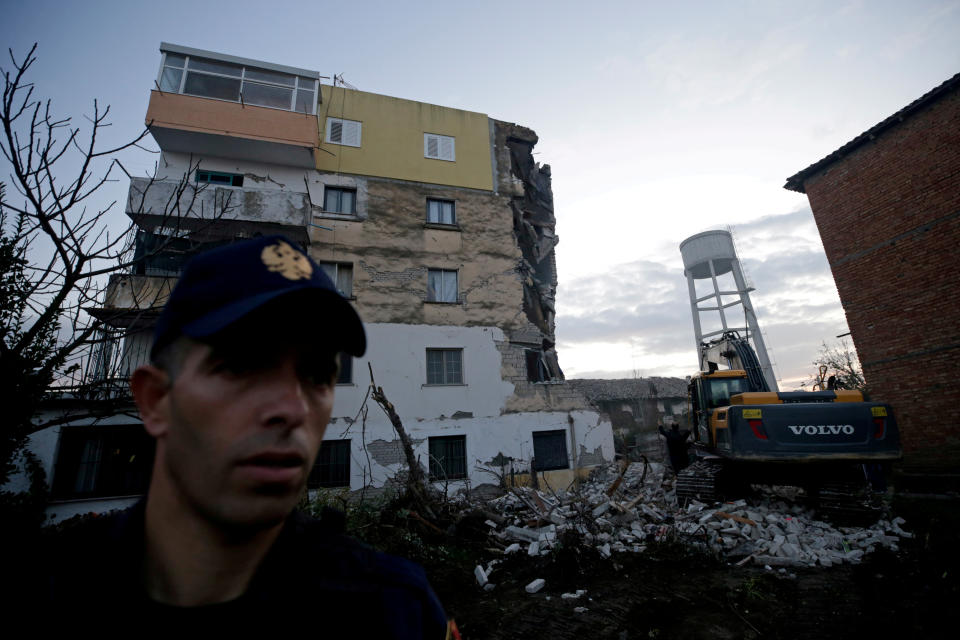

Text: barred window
xmin=429 ymin=435 xmax=466 ymax=480
xmin=308 ymin=440 xmax=351 ymax=488
xmin=532 ymin=430 xmax=569 ymax=471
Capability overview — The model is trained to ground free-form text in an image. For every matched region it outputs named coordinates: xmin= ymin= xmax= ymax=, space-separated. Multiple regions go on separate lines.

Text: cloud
xmin=642 ymin=27 xmax=809 ymax=109
xmin=557 ymin=208 xmax=848 ymax=385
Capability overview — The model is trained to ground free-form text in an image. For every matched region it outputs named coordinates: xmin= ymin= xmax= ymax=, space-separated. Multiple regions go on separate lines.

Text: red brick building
xmin=784 ymin=72 xmax=960 ymax=485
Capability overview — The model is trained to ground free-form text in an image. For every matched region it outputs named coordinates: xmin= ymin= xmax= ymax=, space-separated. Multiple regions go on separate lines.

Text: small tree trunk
xmin=368 ymin=364 xmax=435 ymax=517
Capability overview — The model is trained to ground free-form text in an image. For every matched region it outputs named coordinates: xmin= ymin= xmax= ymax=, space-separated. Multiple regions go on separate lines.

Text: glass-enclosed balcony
xmin=146 ymin=43 xmax=321 ymax=168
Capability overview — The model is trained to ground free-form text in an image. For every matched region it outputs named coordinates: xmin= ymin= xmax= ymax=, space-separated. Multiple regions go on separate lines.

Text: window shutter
xmin=440 ymin=136 xmax=454 ymax=161
xmin=426 ymin=134 xmax=439 ymax=158
xmin=329 ymin=120 xmax=343 ymax=143
xmin=342 ymin=120 xmax=361 ymax=146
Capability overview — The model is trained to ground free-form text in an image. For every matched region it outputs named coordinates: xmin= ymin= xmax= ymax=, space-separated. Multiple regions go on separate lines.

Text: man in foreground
xmin=36 ymin=236 xmax=452 ymax=634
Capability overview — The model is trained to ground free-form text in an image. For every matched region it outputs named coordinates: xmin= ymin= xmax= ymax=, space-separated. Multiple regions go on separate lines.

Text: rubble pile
xmin=471 ymin=461 xmax=912 ymax=576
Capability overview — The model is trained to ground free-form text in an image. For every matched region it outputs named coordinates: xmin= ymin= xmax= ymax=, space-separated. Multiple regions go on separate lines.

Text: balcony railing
xmin=55 ymin=328 xmax=153 ymax=401
xmin=126 ymin=177 xmax=311 ymax=242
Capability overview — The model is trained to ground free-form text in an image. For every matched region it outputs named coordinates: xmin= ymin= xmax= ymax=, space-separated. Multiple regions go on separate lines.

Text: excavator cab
xmin=689 ymin=370 xmax=751 ymax=445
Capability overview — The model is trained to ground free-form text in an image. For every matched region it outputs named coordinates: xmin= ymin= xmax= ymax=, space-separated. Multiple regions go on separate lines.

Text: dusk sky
xmin=3 ymin=0 xmax=959 ymax=388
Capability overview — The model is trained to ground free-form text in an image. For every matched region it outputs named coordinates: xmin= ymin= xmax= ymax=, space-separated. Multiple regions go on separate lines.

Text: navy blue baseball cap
xmin=150 ymin=235 xmax=365 ymax=359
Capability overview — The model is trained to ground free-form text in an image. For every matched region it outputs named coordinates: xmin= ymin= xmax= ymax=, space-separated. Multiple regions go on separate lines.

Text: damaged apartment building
xmin=23 ymin=43 xmax=614 ymax=521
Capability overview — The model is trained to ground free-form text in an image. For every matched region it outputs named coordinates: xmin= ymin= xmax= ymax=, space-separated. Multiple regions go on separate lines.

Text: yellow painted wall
xmin=317 ymin=86 xmax=493 ymax=191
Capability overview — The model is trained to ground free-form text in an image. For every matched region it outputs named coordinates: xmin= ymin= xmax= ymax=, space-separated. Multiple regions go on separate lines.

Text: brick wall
xmin=801 ymin=87 xmax=960 ymax=473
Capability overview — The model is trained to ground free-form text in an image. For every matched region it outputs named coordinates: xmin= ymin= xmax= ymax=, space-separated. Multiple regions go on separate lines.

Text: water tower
xmin=679 ymin=229 xmax=778 ymax=391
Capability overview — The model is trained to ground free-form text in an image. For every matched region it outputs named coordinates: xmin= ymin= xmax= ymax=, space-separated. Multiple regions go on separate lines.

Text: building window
xmin=337 ymin=353 xmax=353 ymax=385
xmin=308 ymin=440 xmax=351 ymax=488
xmin=52 ymin=426 xmax=155 ymax=500
xmin=427 ymin=269 xmax=458 ymax=303
xmin=196 ymin=169 xmax=244 ymax=187
xmin=532 ymin=430 xmax=569 ymax=471
xmin=323 ymin=187 xmax=356 ymax=214
xmin=426 ymin=348 xmax=463 ymax=385
xmin=318 ymin=261 xmax=353 ymax=298
xmin=424 ymin=133 xmax=455 ymax=161
xmin=429 ymin=435 xmax=466 ymax=480
xmin=326 ymin=118 xmax=362 ymax=147
xmin=157 ymin=49 xmax=316 ymax=114
xmin=427 ymin=198 xmax=456 ymax=225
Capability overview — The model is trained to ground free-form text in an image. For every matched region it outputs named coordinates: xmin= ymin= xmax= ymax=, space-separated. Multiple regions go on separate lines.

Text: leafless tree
xmin=805 ymin=339 xmax=867 ymax=393
xmin=0 ymin=44 xmax=233 ymax=496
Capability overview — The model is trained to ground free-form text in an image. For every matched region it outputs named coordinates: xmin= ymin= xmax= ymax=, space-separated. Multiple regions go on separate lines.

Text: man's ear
xmin=131 ymin=365 xmax=172 ymax=438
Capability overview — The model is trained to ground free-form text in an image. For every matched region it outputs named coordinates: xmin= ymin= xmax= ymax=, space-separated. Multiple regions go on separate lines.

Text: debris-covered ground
xmin=335 ymin=461 xmax=960 ymax=639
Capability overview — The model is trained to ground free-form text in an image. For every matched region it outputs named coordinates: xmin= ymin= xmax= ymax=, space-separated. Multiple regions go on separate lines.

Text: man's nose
xmin=259 ymin=361 xmax=309 ymax=428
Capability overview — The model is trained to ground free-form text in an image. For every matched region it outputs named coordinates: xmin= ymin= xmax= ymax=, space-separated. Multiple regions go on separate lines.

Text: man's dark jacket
xmin=20 ymin=501 xmax=449 ymax=636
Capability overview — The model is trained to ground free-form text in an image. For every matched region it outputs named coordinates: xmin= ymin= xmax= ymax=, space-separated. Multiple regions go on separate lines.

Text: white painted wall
xmin=330 ymin=409 xmax=613 ymax=490
xmin=333 ymin=323 xmax=516 ymax=420
xmin=12 ymin=322 xmax=613 ymax=521
xmin=156 ymin=151 xmax=370 ymax=218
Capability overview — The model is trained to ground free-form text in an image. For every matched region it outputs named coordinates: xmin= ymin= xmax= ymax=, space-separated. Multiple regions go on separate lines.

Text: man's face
xmin=154 ymin=334 xmax=337 ymax=531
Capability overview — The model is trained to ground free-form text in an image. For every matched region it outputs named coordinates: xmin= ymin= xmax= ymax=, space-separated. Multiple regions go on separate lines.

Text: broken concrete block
xmin=574 ymin=607 xmax=589 ymax=613
xmin=528 ymin=541 xmax=540 ymax=556
xmin=525 ymin=578 xmax=546 ymax=594
xmin=504 ymin=543 xmax=521 ymax=554
xmin=474 ymin=565 xmax=488 ymax=587
xmin=754 ymin=555 xmax=804 ymax=567
xmin=641 ymin=504 xmax=664 ymax=520
xmin=592 ymin=502 xmax=611 ymax=517
xmin=484 ymin=583 xmax=496 ymax=592
xmin=505 ymin=526 xmax=540 ymax=543
xmin=598 ymin=543 xmax=612 ymax=558
xmin=844 ymin=550 xmax=865 ymax=562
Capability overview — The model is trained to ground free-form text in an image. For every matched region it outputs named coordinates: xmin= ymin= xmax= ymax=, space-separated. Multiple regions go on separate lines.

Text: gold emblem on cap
xmin=261 ymin=240 xmax=313 ymax=281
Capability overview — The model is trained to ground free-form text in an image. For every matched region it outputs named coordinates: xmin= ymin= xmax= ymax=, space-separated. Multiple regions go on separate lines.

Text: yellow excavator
xmin=679 ymin=331 xmax=901 ymax=508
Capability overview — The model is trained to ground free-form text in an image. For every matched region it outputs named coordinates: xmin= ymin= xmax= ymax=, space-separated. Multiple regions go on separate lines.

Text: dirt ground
xmin=386 ymin=494 xmax=959 ymax=639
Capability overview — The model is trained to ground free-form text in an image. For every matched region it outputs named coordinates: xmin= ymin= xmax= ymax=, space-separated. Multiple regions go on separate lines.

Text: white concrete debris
xmin=525 ymin=578 xmax=546 ymax=593
xmin=474 ymin=461 xmax=912 ymax=573
xmin=474 ymin=565 xmax=488 ymax=587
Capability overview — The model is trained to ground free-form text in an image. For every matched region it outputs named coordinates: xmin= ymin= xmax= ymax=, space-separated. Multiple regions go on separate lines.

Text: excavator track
xmin=811 ymin=477 xmax=883 ymax=525
xmin=676 ymin=459 xmax=725 ymax=504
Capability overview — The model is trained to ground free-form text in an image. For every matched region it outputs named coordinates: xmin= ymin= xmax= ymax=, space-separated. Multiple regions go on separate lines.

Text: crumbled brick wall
xmin=495 ymin=339 xmax=591 ymax=412
xmin=800 ymin=86 xmax=960 ymax=472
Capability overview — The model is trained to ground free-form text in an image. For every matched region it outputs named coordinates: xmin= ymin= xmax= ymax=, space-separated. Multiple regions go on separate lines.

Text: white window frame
xmin=426 ymin=198 xmax=456 ymax=225
xmin=156 ymin=50 xmax=318 ymax=115
xmin=318 ymin=261 xmax=353 ymax=298
xmin=425 ymin=348 xmax=464 ymax=385
xmin=424 ymin=133 xmax=455 ymax=162
xmin=326 ymin=117 xmax=362 ymax=147
xmin=323 ymin=186 xmax=357 ymax=215
xmin=427 ymin=268 xmax=458 ymax=303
